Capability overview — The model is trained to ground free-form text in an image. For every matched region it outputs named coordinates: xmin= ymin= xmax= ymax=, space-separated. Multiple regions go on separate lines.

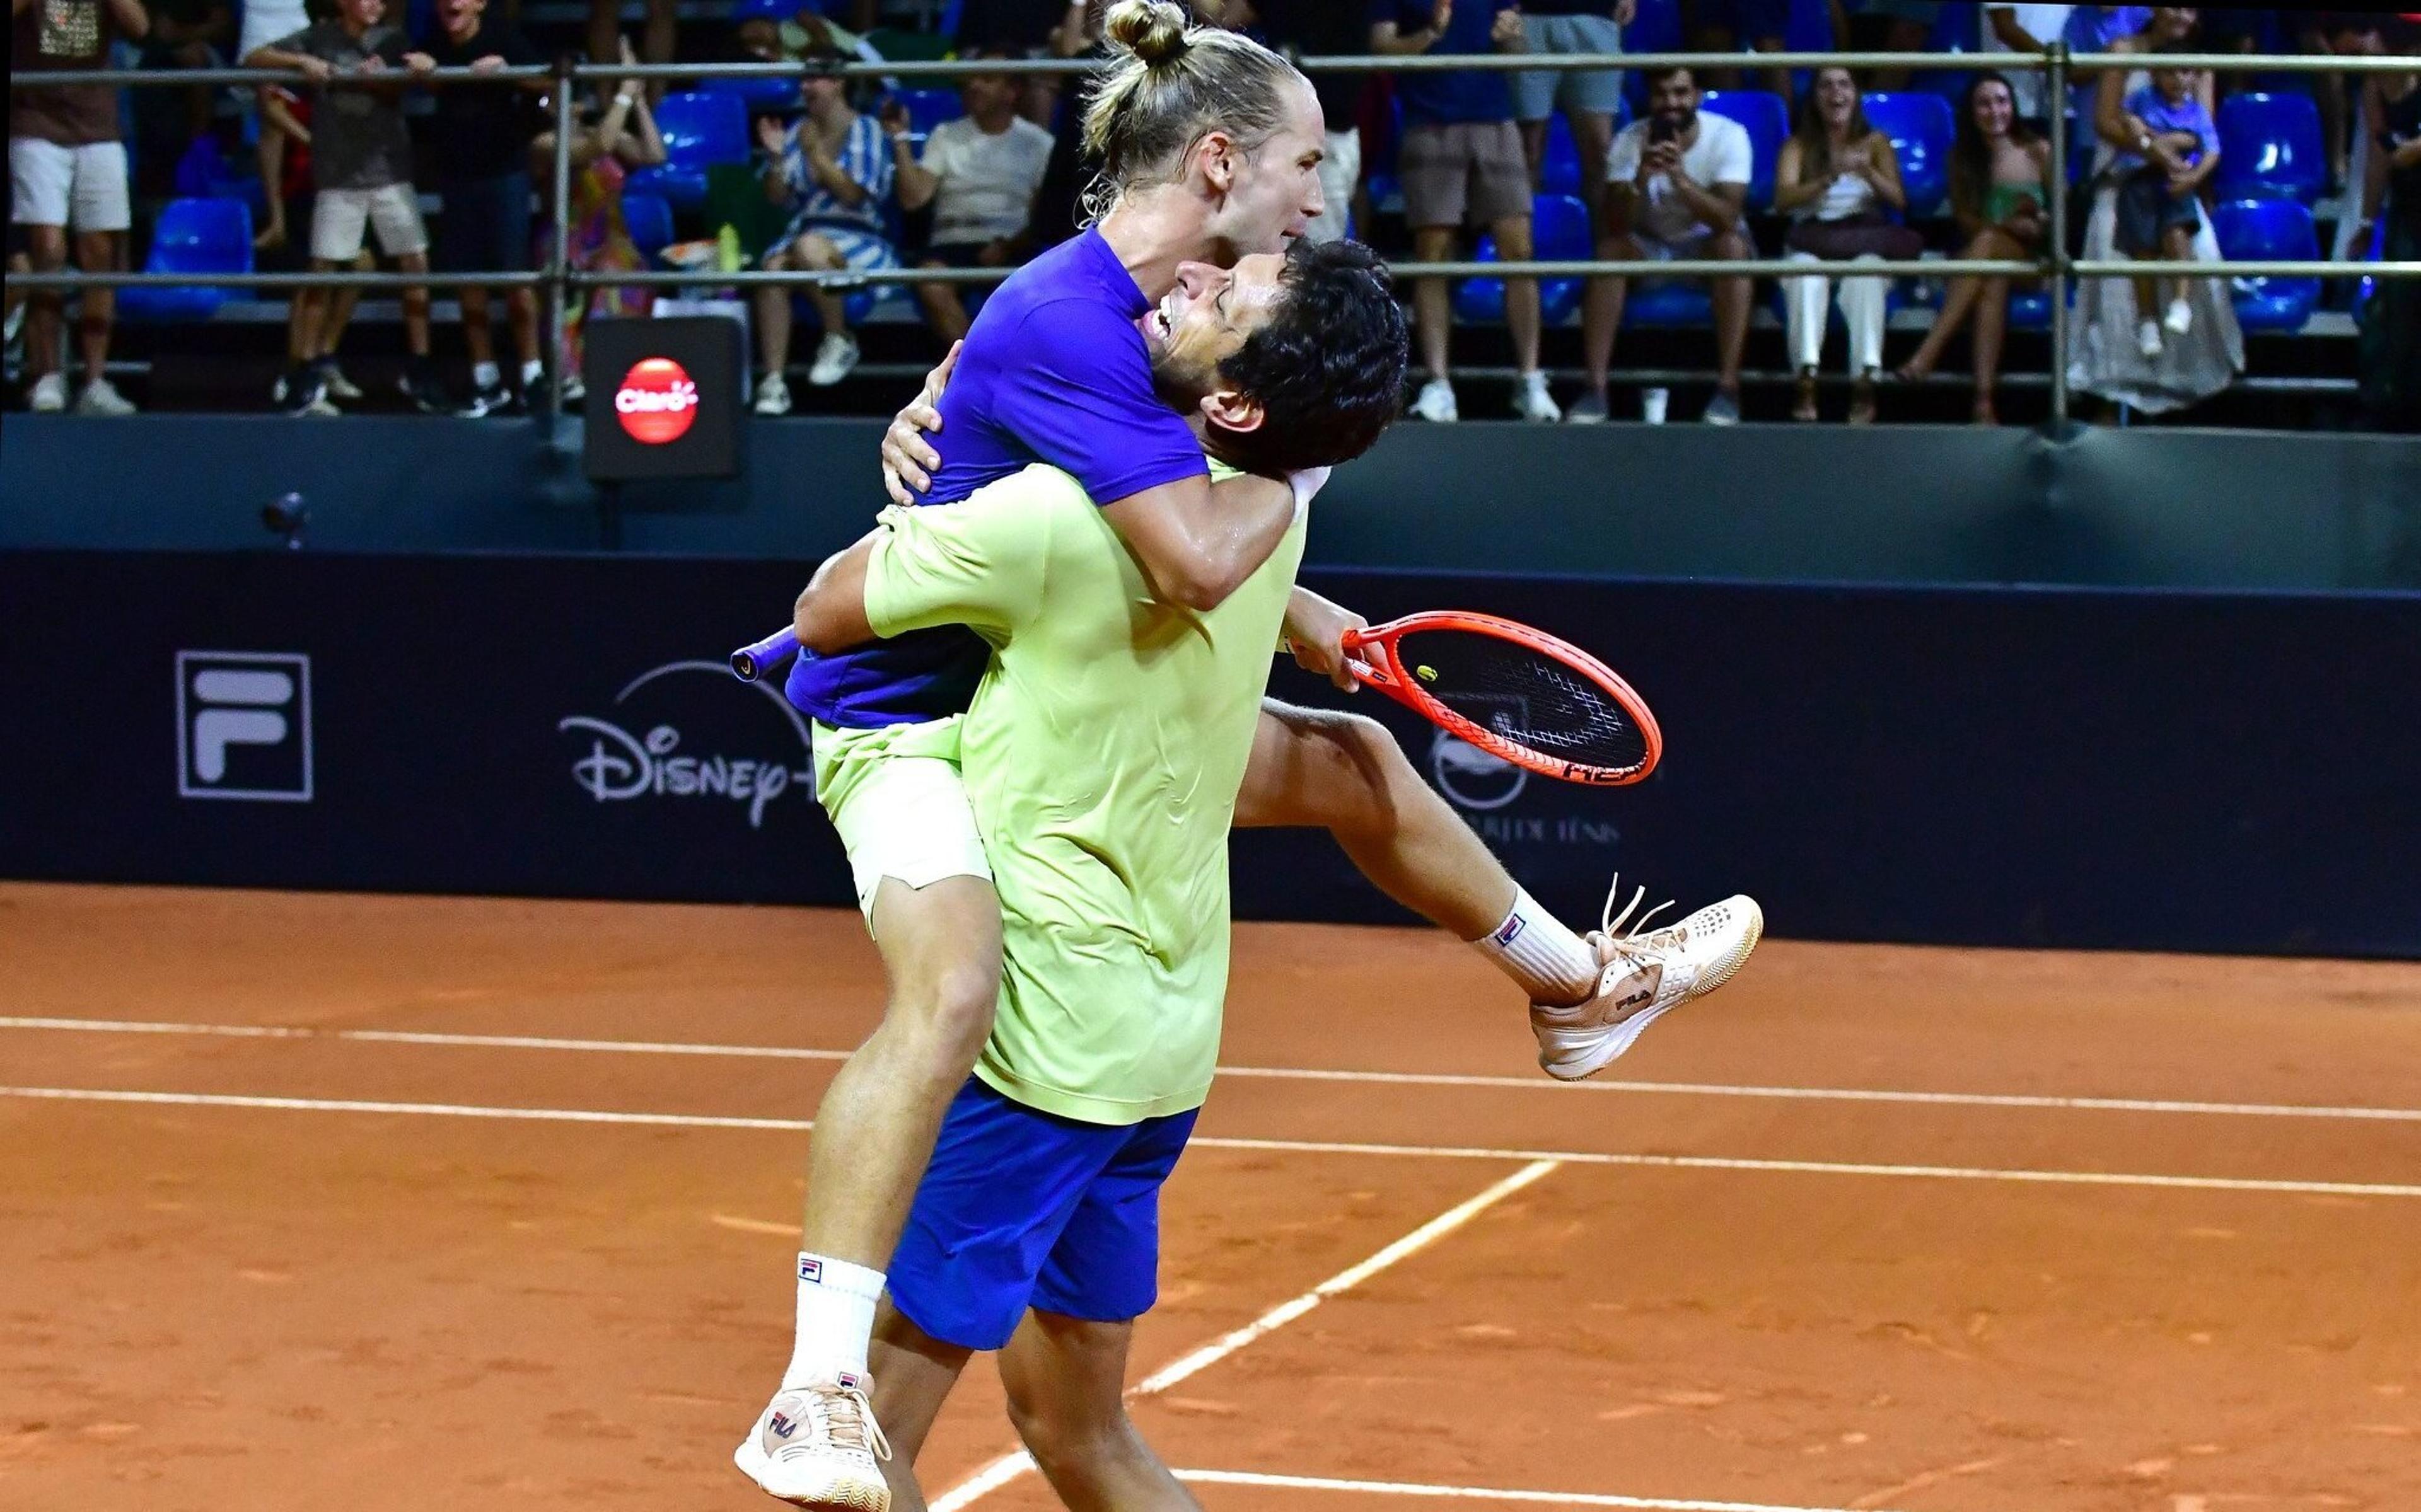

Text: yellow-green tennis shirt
xmin=862 ymin=461 xmax=1304 ymax=1125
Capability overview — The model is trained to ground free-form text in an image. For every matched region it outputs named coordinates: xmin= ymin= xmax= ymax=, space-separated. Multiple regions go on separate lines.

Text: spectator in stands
xmin=1251 ymin=0 xmax=1371 ymax=243
xmin=138 ymin=0 xmax=233 ymax=149
xmin=1682 ymin=0 xmax=1808 ymax=98
xmin=411 ymin=0 xmax=547 ymax=415
xmin=2110 ymin=44 xmax=2219 ymax=357
xmin=1845 ymin=0 xmax=1936 ymax=91
xmin=260 ymin=83 xmax=377 ymax=414
xmin=1775 ymin=66 xmax=1917 ymax=424
xmin=1374 ymin=0 xmax=1561 ymax=424
xmin=959 ymin=0 xmax=1081 ymax=125
xmin=1981 ymin=4 xmax=2072 ymax=126
xmin=1512 ymin=0 xmax=1630 ymax=227
xmin=590 ymin=0 xmax=676 ymax=103
xmin=533 ymin=54 xmax=668 ymax=403
xmin=241 ymin=0 xmax=310 ymax=251
xmin=248 ymin=0 xmax=448 ymax=415
xmin=752 ymin=50 xmax=897 ymax=412
xmin=11 ymin=0 xmax=146 ymax=415
xmin=2072 ymin=6 xmax=2239 ymax=413
xmin=2299 ymin=10 xmax=2384 ymax=195
xmin=883 ymin=49 xmax=1055 ymax=347
xmin=2358 ymin=40 xmax=2421 ymax=427
xmin=1898 ymin=71 xmax=2054 ymax=423
xmin=1574 ymin=64 xmax=1754 ymax=424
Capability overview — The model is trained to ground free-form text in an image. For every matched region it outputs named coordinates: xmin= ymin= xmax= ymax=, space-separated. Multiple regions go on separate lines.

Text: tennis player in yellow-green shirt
xmin=781 ymin=238 xmax=1407 ymax=1509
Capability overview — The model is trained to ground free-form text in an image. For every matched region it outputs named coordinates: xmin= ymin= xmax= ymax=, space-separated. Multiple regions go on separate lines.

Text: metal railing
xmin=10 ymin=44 xmax=2420 ymax=422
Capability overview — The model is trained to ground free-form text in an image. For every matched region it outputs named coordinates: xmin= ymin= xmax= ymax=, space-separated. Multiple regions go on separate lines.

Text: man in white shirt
xmin=1982 ymin=4 xmax=2074 ymax=122
xmin=885 ymin=50 xmax=1057 ymax=347
xmin=1573 ymin=66 xmax=1755 ymax=424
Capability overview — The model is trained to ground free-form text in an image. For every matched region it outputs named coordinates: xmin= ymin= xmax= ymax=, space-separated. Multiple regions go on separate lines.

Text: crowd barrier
xmin=13 ymin=46 xmax=2421 ymax=424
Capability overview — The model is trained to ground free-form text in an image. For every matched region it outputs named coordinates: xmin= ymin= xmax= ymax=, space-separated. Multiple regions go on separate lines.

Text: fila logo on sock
xmin=836 ymin=1371 xmax=865 ymax=1392
xmin=798 ymin=1255 xmax=823 ymax=1284
xmin=1492 ymin=915 xmax=1526 ymax=947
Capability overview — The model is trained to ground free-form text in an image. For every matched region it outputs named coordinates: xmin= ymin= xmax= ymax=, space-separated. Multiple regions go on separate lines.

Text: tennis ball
xmin=1416 ymin=665 xmax=1437 ymax=683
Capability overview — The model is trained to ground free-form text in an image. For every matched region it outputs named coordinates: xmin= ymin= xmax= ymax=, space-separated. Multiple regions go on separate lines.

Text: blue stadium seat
xmin=622 ymin=192 xmax=675 ymax=258
xmin=1539 ymin=115 xmax=1582 ymax=199
xmin=1453 ymin=193 xmax=1592 ymax=327
xmin=627 ymin=91 xmax=749 ymax=211
xmin=2007 ymin=280 xmax=2075 ymax=331
xmin=117 ymin=198 xmax=252 ymax=322
xmin=890 ymin=87 xmax=964 ymax=137
xmin=2214 ymin=92 xmax=2326 ymax=206
xmin=2212 ymin=196 xmax=2320 ymax=333
xmin=1700 ymin=90 xmax=1787 ymax=210
xmin=1862 ymin=91 xmax=1956 ymax=217
xmin=702 ymin=74 xmax=801 ymax=115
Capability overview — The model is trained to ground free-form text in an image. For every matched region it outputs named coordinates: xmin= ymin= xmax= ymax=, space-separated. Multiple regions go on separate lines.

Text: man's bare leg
xmin=1001 ymin=1312 xmax=1202 ymax=1512
xmin=1233 ymin=700 xmax=1600 ymax=1007
xmin=739 ymin=875 xmax=1001 ymax=1509
xmin=866 ymin=1301 xmax=977 ymax=1512
xmin=793 ymin=873 xmax=1003 ymax=1337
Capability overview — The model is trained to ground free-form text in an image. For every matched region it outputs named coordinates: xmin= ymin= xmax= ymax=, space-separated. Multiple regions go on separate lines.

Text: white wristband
xmin=1287 ymin=465 xmax=1332 ymax=526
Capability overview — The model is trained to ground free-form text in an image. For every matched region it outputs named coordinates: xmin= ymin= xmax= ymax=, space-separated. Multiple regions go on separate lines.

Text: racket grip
xmin=731 ymin=626 xmax=803 ymax=683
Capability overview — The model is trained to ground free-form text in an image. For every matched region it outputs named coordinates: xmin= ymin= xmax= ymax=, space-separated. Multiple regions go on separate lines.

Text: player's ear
xmin=1199 ymin=387 xmax=1264 ymax=434
xmin=1195 ymin=130 xmax=1238 ymax=195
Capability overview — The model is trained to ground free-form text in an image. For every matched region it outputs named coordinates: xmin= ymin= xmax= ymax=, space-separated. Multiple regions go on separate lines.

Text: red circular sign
xmin=614 ymin=357 xmax=700 ymax=445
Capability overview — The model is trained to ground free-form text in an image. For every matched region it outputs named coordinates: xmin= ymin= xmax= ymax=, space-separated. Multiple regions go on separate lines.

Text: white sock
xmin=520 ymin=357 xmax=543 ymax=386
xmin=782 ymin=1252 xmax=885 ymax=1388
xmin=1471 ymin=888 xmax=1599 ymax=1007
xmin=472 ymin=360 xmax=500 ymax=389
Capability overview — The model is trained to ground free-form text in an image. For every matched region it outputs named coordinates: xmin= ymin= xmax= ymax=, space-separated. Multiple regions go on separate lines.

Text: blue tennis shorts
xmin=886 ymin=1078 xmax=1200 ymax=1352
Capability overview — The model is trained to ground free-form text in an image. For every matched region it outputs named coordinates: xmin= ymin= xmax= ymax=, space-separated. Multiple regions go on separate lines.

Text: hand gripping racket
xmin=1306 ymin=611 xmax=1661 ymax=786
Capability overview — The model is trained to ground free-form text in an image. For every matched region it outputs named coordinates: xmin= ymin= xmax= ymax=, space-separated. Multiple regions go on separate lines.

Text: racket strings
xmin=1395 ymin=630 xmax=1652 ymax=773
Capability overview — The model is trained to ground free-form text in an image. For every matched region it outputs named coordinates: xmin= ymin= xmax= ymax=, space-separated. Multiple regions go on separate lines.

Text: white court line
xmin=4 ymin=1015 xmax=2416 ymax=1125
xmin=1175 ymin=1468 xmax=1898 ymax=1512
xmin=929 ymin=1160 xmax=1562 ymax=1512
xmin=6 ymin=1085 xmax=2420 ymax=1199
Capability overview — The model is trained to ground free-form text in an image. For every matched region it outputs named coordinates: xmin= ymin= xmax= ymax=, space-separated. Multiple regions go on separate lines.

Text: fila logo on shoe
xmin=767 ymin=1412 xmax=798 ymax=1441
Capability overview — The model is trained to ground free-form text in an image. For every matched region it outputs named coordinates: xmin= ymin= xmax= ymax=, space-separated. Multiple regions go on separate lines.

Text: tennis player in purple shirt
xmin=737 ymin=8 xmax=1759 ymax=1506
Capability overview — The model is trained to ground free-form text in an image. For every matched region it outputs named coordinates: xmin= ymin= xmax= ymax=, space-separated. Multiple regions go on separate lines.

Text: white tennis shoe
xmin=1531 ymin=880 xmax=1763 ymax=1082
xmin=734 ymin=1371 xmax=891 ymax=1511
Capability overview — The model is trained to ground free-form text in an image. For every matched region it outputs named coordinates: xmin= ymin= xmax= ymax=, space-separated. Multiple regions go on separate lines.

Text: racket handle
xmin=731 ymin=626 xmax=803 ymax=683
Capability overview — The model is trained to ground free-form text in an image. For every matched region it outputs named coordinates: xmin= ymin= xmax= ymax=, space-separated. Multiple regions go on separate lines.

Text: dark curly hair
xmin=1210 ymin=238 xmax=1408 ymax=477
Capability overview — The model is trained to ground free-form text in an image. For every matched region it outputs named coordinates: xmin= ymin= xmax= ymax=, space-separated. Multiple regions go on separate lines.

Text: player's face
xmin=1141 ymin=252 xmax=1289 ymax=406
xmin=1221 ymin=79 xmax=1328 ymax=255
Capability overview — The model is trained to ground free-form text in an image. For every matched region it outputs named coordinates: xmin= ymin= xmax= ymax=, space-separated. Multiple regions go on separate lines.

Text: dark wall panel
xmin=5 ymin=549 xmax=2415 ymax=957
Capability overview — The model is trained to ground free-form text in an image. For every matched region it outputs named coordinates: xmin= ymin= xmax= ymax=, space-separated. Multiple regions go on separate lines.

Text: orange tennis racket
xmin=1311 ymin=611 xmax=1662 ymax=787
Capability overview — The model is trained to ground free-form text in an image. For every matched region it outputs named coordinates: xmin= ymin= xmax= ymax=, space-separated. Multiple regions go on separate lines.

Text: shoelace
xmin=772 ymin=1383 xmax=893 ymax=1465
xmin=1599 ymin=872 xmax=1677 ymax=943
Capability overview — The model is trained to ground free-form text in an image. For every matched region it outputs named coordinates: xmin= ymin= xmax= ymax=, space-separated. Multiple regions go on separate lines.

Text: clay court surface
xmin=4 ymin=882 xmax=2419 ymax=1512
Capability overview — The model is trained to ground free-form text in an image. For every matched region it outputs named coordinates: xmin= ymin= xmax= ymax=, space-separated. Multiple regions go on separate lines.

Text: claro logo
xmin=615 ymin=357 xmax=700 ymax=444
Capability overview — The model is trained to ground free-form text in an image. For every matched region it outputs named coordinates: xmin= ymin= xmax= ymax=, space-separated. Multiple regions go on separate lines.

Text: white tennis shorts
xmin=811 ymin=717 xmax=992 ymax=918
xmin=311 ymin=183 xmax=427 ymax=262
xmin=9 ymin=139 xmax=131 ymax=233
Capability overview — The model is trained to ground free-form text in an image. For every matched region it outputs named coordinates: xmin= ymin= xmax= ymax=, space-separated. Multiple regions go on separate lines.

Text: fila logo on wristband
xmin=1492 ymin=914 xmax=1526 ymax=948
xmin=798 ymin=1255 xmax=823 ymax=1284
xmin=614 ymin=357 xmax=700 ymax=444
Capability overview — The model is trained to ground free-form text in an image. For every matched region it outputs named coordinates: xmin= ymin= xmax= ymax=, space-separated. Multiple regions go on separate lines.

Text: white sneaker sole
xmin=1541 ymin=898 xmax=1763 ymax=1082
xmin=733 ymin=1434 xmax=890 ymax=1510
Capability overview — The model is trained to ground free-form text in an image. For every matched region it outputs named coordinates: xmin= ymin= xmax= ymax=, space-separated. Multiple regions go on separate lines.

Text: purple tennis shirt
xmin=787 ymin=227 xmax=1211 ymax=729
